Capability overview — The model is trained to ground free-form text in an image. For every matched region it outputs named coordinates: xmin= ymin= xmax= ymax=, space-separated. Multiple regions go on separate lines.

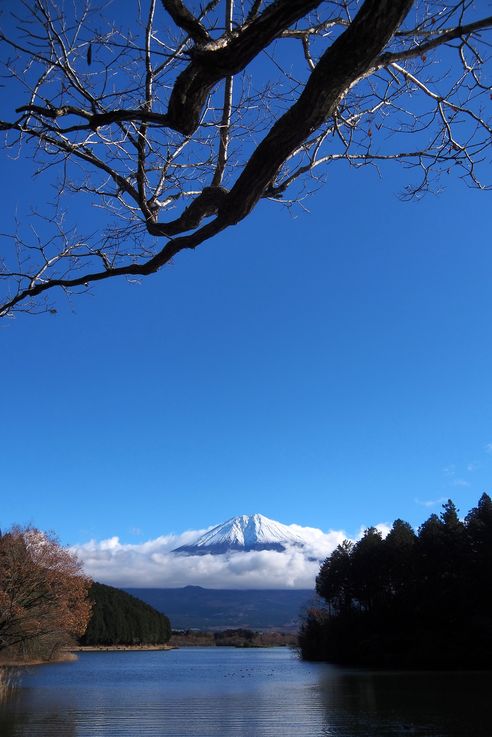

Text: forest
xmin=0 ymin=527 xmax=171 ymax=666
xmin=80 ymin=583 xmax=171 ymax=646
xmin=299 ymin=494 xmax=492 ymax=668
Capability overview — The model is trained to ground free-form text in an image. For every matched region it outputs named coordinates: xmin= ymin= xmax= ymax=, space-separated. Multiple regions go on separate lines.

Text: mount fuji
xmin=173 ymin=513 xmax=309 ymax=555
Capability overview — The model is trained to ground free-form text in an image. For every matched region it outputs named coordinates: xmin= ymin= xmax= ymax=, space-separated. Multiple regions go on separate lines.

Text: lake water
xmin=1 ymin=648 xmax=491 ymax=737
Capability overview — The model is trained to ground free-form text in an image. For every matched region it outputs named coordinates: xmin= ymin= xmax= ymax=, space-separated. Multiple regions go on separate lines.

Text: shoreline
xmin=0 ymin=645 xmax=176 ymax=668
xmin=0 ymin=652 xmax=78 ymax=668
xmin=69 ymin=645 xmax=176 ymax=652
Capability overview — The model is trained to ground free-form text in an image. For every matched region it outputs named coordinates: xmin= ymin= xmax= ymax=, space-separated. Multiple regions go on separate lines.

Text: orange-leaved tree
xmin=0 ymin=526 xmax=92 ymax=662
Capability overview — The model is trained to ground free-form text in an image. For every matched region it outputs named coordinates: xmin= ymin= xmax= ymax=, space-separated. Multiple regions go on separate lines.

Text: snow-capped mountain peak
xmin=173 ymin=513 xmax=306 ymax=555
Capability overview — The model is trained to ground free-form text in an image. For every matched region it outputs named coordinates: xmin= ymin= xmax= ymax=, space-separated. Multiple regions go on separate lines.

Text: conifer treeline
xmin=299 ymin=494 xmax=492 ymax=668
xmin=81 ymin=583 xmax=171 ymax=646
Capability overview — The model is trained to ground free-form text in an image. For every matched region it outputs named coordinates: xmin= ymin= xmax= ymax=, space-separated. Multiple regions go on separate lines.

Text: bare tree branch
xmin=161 ymin=0 xmax=211 ymax=45
xmin=378 ymin=15 xmax=492 ymax=67
xmin=0 ymin=0 xmax=490 ymax=319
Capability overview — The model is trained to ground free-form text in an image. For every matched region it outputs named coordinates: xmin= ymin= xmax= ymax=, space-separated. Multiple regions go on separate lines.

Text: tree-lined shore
xmin=0 ymin=526 xmax=91 ymax=665
xmin=0 ymin=530 xmax=171 ymax=668
xmin=81 ymin=583 xmax=171 ymax=647
xmin=3 ymin=493 xmax=492 ymax=671
xmin=300 ymin=494 xmax=492 ymax=668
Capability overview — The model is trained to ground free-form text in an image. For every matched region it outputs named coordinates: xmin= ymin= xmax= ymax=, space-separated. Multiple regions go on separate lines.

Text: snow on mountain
xmin=172 ymin=514 xmax=308 ymax=555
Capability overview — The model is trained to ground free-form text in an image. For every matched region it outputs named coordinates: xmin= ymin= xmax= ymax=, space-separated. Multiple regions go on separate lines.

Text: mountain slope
xmin=124 ymin=586 xmax=315 ymax=630
xmin=173 ymin=513 xmax=307 ymax=555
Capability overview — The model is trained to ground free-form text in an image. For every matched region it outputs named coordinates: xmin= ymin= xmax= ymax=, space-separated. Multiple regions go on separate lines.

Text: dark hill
xmin=124 ymin=586 xmax=314 ymax=630
xmin=81 ymin=582 xmax=171 ymax=645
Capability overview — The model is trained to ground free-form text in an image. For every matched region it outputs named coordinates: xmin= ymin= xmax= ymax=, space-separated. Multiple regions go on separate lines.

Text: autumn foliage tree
xmin=0 ymin=1 xmax=491 ymax=317
xmin=0 ymin=526 xmax=91 ymax=662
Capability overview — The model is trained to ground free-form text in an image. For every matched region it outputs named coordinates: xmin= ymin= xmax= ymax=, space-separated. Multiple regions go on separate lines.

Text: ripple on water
xmin=1 ymin=649 xmax=491 ymax=737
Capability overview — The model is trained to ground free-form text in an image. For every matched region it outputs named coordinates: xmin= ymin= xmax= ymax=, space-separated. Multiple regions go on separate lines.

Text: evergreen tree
xmin=349 ymin=528 xmax=386 ymax=613
xmin=316 ymin=540 xmax=353 ymax=614
xmin=81 ymin=583 xmax=171 ymax=646
xmin=300 ymin=495 xmax=492 ymax=668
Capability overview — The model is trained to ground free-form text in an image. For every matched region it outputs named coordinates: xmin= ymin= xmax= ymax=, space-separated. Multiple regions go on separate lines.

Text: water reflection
xmin=0 ymin=650 xmax=491 ymax=737
xmin=317 ymin=667 xmax=492 ymax=736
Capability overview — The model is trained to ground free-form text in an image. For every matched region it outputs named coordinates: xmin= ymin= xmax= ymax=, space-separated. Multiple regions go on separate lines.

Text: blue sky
xmin=1 ymin=2 xmax=491 ymax=572
xmin=2 ymin=158 xmax=491 ymax=550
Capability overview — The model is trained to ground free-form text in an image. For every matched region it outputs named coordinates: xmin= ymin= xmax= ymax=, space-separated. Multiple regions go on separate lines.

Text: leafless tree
xmin=0 ymin=0 xmax=490 ymax=318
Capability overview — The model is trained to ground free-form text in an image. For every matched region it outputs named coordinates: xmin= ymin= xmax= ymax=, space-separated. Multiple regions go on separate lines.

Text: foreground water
xmin=1 ymin=648 xmax=491 ymax=737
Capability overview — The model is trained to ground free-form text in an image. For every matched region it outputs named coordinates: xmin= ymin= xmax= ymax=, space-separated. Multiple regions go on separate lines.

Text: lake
xmin=1 ymin=648 xmax=491 ymax=736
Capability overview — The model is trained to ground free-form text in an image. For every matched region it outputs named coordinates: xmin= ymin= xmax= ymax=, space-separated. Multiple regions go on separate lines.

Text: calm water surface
xmin=1 ymin=648 xmax=491 ymax=737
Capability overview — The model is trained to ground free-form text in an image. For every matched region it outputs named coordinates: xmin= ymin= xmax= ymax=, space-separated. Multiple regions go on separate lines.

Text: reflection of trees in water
xmin=0 ymin=675 xmax=77 ymax=737
xmin=0 ymin=711 xmax=77 ymax=737
xmin=316 ymin=668 xmax=492 ymax=737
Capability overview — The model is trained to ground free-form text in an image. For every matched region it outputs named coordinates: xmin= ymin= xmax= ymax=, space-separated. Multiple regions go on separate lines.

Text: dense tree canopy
xmin=0 ymin=1 xmax=490 ymax=317
xmin=81 ymin=582 xmax=171 ymax=646
xmin=0 ymin=526 xmax=91 ymax=662
xmin=299 ymin=494 xmax=492 ymax=668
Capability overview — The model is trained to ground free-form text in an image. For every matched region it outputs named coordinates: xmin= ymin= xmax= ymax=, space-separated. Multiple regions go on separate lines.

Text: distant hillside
xmin=81 ymin=582 xmax=171 ymax=645
xmin=124 ymin=586 xmax=314 ymax=630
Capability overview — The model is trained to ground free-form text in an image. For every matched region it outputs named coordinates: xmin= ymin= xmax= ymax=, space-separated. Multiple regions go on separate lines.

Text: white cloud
xmin=375 ymin=523 xmax=391 ymax=538
xmin=415 ymin=496 xmax=447 ymax=508
xmin=71 ymin=524 xmax=348 ymax=590
xmin=353 ymin=523 xmax=391 ymax=540
xmin=452 ymin=478 xmax=470 ymax=488
xmin=442 ymin=465 xmax=456 ymax=477
xmin=486 ymin=443 xmax=492 ymax=455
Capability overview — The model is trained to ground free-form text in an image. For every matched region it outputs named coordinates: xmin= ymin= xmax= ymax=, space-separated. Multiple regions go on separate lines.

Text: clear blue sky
xmin=2 ymin=157 xmax=491 ymax=544
xmin=1 ymin=3 xmax=491 ymax=547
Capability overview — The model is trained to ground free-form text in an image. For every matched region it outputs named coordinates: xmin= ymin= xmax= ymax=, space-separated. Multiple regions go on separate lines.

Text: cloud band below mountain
xmin=72 ymin=524 xmax=350 ymax=589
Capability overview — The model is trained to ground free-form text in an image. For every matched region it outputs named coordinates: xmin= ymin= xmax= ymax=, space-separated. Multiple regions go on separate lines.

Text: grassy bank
xmin=0 ymin=651 xmax=78 ymax=668
xmin=0 ymin=666 xmax=20 ymax=701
